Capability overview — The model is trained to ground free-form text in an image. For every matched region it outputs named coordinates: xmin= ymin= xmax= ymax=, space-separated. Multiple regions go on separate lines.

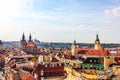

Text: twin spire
xmin=22 ymin=33 xmax=33 ymax=42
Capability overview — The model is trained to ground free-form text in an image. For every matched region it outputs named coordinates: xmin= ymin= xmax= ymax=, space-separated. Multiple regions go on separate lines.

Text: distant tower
xmin=94 ymin=34 xmax=101 ymax=50
xmin=22 ymin=33 xmax=25 ymax=41
xmin=20 ymin=33 xmax=27 ymax=50
xmin=0 ymin=40 xmax=3 ymax=51
xmin=28 ymin=33 xmax=33 ymax=42
xmin=71 ymin=40 xmax=79 ymax=55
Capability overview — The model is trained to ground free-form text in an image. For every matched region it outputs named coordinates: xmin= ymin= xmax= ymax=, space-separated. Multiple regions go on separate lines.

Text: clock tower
xmin=71 ymin=40 xmax=79 ymax=55
xmin=94 ymin=34 xmax=101 ymax=50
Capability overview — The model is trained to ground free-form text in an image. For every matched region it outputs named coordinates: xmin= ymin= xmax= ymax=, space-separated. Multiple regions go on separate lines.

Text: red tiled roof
xmin=26 ymin=43 xmax=37 ymax=48
xmin=78 ymin=49 xmax=110 ymax=56
xmin=22 ymin=72 xmax=36 ymax=80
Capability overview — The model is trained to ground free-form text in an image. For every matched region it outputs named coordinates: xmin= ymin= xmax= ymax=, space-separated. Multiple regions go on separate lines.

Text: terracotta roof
xmin=26 ymin=43 xmax=37 ymax=48
xmin=22 ymin=72 xmax=36 ymax=80
xmin=78 ymin=49 xmax=110 ymax=56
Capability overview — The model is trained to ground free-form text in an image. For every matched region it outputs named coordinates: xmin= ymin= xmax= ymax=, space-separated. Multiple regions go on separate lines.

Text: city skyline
xmin=0 ymin=0 xmax=120 ymax=43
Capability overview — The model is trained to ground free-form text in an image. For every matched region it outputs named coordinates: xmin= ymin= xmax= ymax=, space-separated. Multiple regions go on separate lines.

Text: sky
xmin=0 ymin=0 xmax=120 ymax=43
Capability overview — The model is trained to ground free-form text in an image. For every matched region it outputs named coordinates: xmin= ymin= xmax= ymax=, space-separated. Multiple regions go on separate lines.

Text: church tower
xmin=0 ymin=40 xmax=3 ymax=51
xmin=28 ymin=33 xmax=33 ymax=42
xmin=71 ymin=40 xmax=79 ymax=55
xmin=20 ymin=33 xmax=27 ymax=50
xmin=94 ymin=34 xmax=101 ymax=50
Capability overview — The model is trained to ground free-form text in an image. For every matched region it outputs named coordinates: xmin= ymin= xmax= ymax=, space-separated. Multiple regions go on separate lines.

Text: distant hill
xmin=3 ymin=41 xmax=20 ymax=48
xmin=2 ymin=40 xmax=120 ymax=49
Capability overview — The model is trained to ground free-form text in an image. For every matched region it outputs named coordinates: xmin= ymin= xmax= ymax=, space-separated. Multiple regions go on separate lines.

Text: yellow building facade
xmin=104 ymin=56 xmax=114 ymax=70
xmin=64 ymin=67 xmax=98 ymax=79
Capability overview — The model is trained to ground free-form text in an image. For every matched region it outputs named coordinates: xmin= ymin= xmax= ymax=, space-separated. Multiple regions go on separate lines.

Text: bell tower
xmin=71 ymin=40 xmax=79 ymax=55
xmin=94 ymin=34 xmax=101 ymax=50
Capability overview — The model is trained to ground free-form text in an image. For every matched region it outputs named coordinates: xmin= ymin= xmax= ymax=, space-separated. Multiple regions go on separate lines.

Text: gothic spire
xmin=29 ymin=33 xmax=32 ymax=42
xmin=0 ymin=40 xmax=2 ymax=45
xmin=96 ymin=34 xmax=99 ymax=41
xmin=22 ymin=33 xmax=25 ymax=41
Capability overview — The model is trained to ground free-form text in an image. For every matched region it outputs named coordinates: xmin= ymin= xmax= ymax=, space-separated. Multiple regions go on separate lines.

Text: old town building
xmin=32 ymin=63 xmax=66 ymax=80
xmin=20 ymin=33 xmax=38 ymax=55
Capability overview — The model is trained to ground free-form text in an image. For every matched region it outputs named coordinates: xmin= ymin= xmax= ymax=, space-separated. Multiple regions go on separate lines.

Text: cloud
xmin=0 ymin=0 xmax=35 ymax=22
xmin=104 ymin=7 xmax=120 ymax=16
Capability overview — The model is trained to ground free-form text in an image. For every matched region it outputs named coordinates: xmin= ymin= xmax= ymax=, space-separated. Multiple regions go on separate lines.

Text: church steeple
xmin=73 ymin=40 xmax=77 ymax=45
xmin=29 ymin=33 xmax=32 ymax=42
xmin=96 ymin=34 xmax=99 ymax=41
xmin=94 ymin=34 xmax=101 ymax=50
xmin=22 ymin=33 xmax=25 ymax=41
xmin=0 ymin=40 xmax=2 ymax=45
xmin=71 ymin=40 xmax=79 ymax=55
xmin=20 ymin=33 xmax=27 ymax=50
